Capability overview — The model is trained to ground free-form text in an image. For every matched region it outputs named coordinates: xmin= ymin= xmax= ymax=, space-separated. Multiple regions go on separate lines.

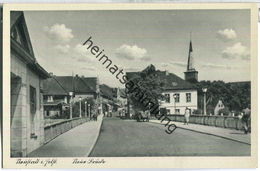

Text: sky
xmin=24 ymin=9 xmax=251 ymax=88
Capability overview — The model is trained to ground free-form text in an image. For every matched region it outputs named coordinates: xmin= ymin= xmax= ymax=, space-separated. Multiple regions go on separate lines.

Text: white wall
xmin=160 ymin=89 xmax=198 ymax=114
xmin=26 ymin=66 xmax=45 ymax=154
xmin=11 ymin=54 xmax=45 ymax=156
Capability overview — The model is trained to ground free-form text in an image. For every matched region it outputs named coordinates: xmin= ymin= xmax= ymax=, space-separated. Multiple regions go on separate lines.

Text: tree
xmin=127 ymin=65 xmax=165 ymax=114
xmin=195 ymin=80 xmax=250 ymax=113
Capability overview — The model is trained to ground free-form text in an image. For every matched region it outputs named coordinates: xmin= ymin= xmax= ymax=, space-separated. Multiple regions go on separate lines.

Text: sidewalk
xmin=28 ymin=115 xmax=103 ymax=157
xmin=150 ymin=119 xmax=250 ymax=145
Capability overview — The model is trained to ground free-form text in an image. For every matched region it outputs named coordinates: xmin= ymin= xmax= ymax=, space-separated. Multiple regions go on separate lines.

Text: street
xmin=90 ymin=117 xmax=250 ymax=157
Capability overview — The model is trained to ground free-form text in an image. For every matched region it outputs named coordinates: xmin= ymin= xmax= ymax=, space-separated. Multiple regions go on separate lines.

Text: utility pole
xmin=202 ymin=88 xmax=207 ymax=115
xmin=69 ymin=92 xmax=73 ymax=119
xmin=79 ymin=97 xmax=82 ymax=118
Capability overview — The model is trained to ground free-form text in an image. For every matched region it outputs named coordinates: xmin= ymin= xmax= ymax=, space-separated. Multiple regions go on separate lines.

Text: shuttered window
xmin=30 ymin=86 xmax=36 ymax=135
xmin=30 ymin=86 xmax=36 ymax=114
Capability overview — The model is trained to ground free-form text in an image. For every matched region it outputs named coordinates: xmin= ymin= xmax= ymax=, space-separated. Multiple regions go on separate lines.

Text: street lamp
xmin=173 ymin=94 xmax=177 ymax=114
xmin=88 ymin=104 xmax=91 ymax=118
xmin=85 ymin=101 xmax=87 ymax=117
xmin=79 ymin=97 xmax=82 ymax=118
xmin=69 ymin=92 xmax=74 ymax=119
xmin=202 ymin=88 xmax=207 ymax=115
xmin=148 ymin=102 xmax=151 ymax=116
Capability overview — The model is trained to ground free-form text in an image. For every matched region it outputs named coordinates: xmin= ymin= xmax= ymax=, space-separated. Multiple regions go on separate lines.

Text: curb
xmin=85 ymin=115 xmax=104 ymax=157
xmin=149 ymin=120 xmax=251 ymax=145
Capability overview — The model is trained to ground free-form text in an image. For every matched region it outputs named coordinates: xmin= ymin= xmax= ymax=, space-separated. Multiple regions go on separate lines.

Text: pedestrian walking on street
xmin=184 ymin=107 xmax=190 ymax=125
xmin=241 ymin=108 xmax=251 ymax=134
xmin=92 ymin=113 xmax=97 ymax=121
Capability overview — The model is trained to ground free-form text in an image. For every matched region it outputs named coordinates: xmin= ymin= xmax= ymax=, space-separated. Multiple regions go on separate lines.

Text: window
xmin=175 ymin=109 xmax=180 ymax=114
xmin=174 ymin=93 xmax=180 ymax=103
xmin=39 ymin=93 xmax=43 ymax=109
xmin=166 ymin=109 xmax=171 ymax=115
xmin=47 ymin=96 xmax=53 ymax=102
xmin=30 ymin=86 xmax=36 ymax=135
xmin=186 ymin=93 xmax=191 ymax=103
xmin=165 ymin=94 xmax=170 ymax=103
xmin=30 ymin=86 xmax=36 ymax=114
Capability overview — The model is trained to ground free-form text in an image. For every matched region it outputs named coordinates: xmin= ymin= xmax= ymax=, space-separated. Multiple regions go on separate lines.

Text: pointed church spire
xmin=187 ymin=35 xmax=194 ymax=71
xmin=184 ymin=33 xmax=198 ymax=83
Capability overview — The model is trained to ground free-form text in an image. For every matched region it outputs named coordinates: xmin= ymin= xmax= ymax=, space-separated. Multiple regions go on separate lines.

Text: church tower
xmin=184 ymin=37 xmax=198 ymax=83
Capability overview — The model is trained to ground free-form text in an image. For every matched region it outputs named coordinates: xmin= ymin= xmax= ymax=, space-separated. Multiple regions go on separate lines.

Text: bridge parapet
xmin=167 ymin=115 xmax=249 ymax=131
xmin=44 ymin=117 xmax=89 ymax=144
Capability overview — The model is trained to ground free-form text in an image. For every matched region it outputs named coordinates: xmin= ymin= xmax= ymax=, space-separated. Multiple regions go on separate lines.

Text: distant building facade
xmin=214 ymin=100 xmax=225 ymax=115
xmin=114 ymin=88 xmax=127 ymax=117
xmin=42 ymin=75 xmax=70 ymax=118
xmin=100 ymin=84 xmax=116 ymax=116
xmin=160 ymin=85 xmax=198 ymax=115
xmin=10 ymin=12 xmax=49 ymax=157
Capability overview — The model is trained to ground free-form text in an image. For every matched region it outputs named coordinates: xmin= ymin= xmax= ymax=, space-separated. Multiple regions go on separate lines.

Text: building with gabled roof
xmin=42 ymin=74 xmax=100 ymax=118
xmin=100 ymin=84 xmax=114 ymax=101
xmin=42 ymin=76 xmax=70 ymax=118
xmin=10 ymin=11 xmax=50 ymax=157
xmin=214 ymin=100 xmax=225 ymax=115
xmin=50 ymin=75 xmax=99 ymax=99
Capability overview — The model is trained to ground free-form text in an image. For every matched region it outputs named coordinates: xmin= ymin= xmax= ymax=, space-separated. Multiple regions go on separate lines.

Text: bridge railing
xmin=44 ymin=117 xmax=89 ymax=144
xmin=166 ymin=114 xmax=250 ymax=131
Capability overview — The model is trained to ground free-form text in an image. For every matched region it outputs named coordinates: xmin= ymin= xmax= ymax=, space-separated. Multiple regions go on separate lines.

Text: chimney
xmin=49 ymin=72 xmax=53 ymax=77
xmin=165 ymin=70 xmax=169 ymax=76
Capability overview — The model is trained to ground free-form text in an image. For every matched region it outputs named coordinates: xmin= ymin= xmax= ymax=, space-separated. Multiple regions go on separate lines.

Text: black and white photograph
xmin=2 ymin=3 xmax=258 ymax=168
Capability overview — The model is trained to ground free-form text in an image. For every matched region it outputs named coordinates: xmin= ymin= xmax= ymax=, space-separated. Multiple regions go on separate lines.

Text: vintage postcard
xmin=2 ymin=3 xmax=258 ymax=168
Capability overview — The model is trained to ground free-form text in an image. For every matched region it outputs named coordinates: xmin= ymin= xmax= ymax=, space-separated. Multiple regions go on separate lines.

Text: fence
xmin=44 ymin=117 xmax=89 ymax=144
xmin=166 ymin=115 xmax=250 ymax=131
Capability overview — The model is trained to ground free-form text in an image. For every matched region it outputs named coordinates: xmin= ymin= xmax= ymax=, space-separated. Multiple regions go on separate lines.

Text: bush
xmin=193 ymin=109 xmax=203 ymax=115
xmin=206 ymin=105 xmax=214 ymax=115
xmin=218 ymin=107 xmax=230 ymax=116
xmin=62 ymin=107 xmax=70 ymax=119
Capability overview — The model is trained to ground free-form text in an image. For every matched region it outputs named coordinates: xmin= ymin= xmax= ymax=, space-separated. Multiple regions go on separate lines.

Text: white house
xmin=214 ymin=100 xmax=225 ymax=115
xmin=161 ymin=90 xmax=197 ymax=115
xmin=160 ymin=39 xmax=198 ymax=114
